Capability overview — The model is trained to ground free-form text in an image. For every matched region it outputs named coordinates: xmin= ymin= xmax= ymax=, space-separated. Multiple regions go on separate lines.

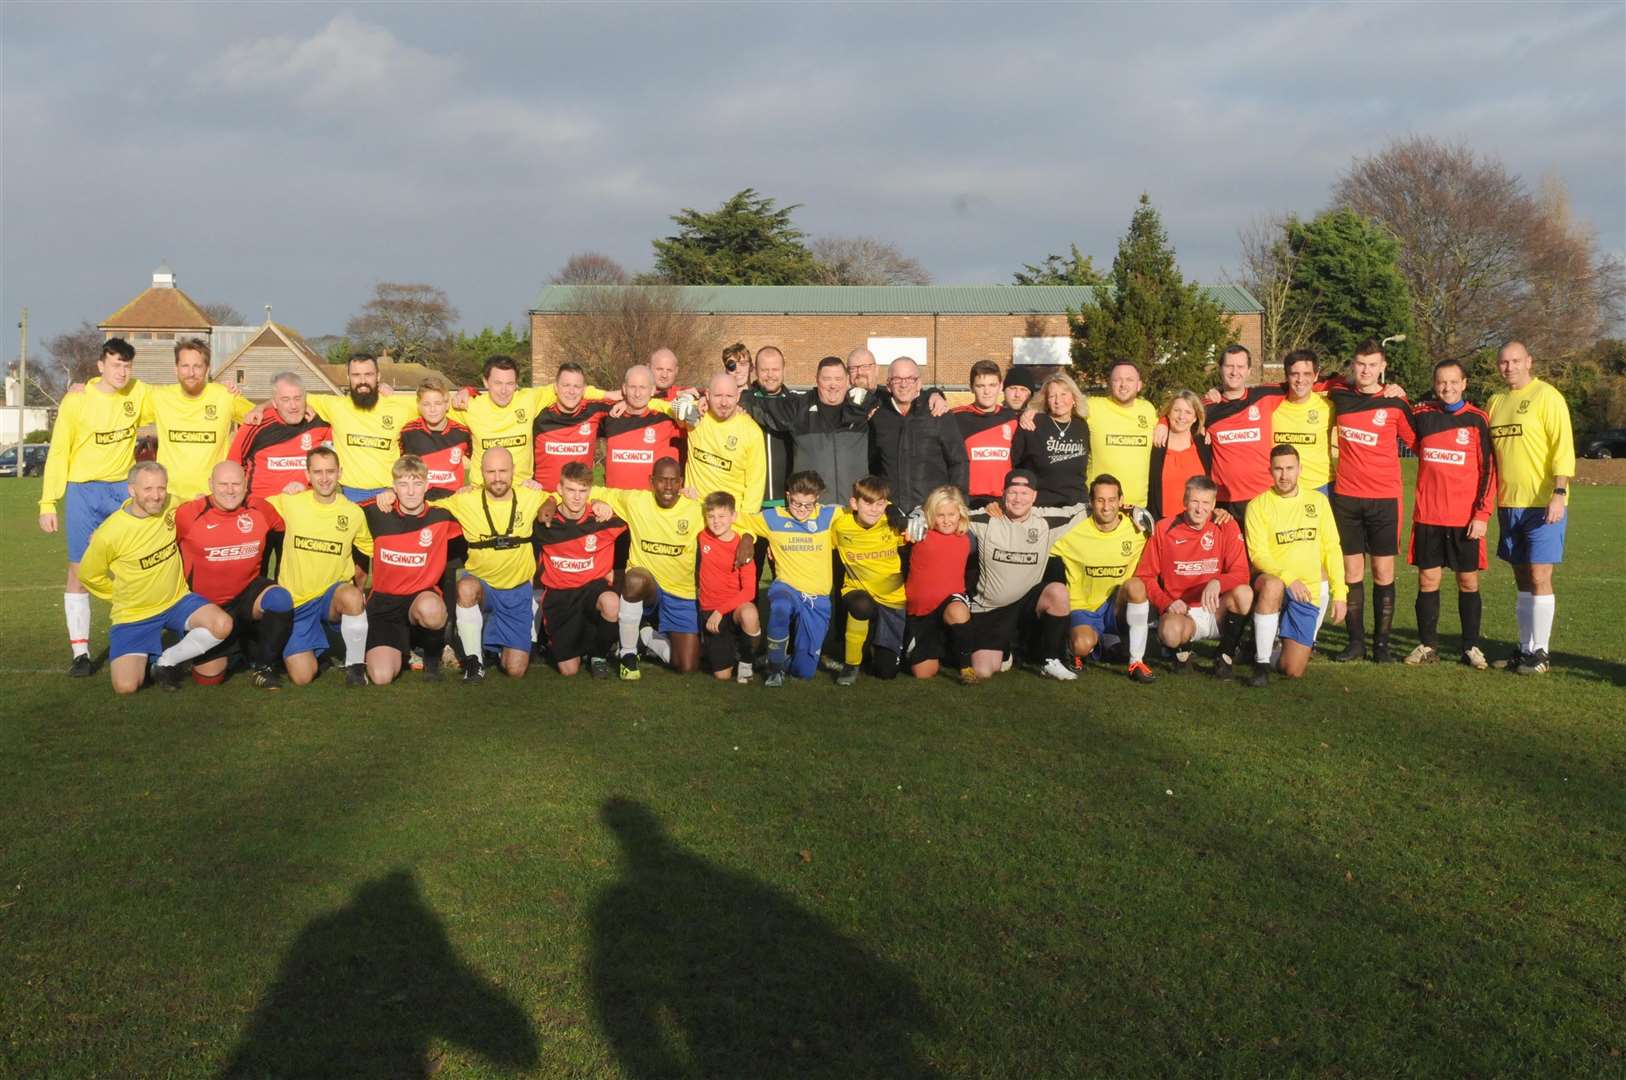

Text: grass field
xmin=2 ymin=472 xmax=1623 ymax=1078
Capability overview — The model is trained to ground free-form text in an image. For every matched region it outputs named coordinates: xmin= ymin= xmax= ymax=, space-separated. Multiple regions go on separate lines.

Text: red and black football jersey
xmin=532 ymin=402 xmax=614 ymax=492
xmin=1412 ymin=400 xmax=1496 ymax=526
xmin=399 ymin=417 xmax=473 ymax=497
xmin=600 ymin=409 xmax=683 ymax=489
xmin=174 ymin=495 xmax=282 ymax=605
xmin=534 ymin=506 xmax=626 ymax=590
xmin=1329 ymin=387 xmax=1415 ymax=499
xmin=359 ymin=502 xmax=461 ymax=597
xmin=696 ymin=530 xmax=755 ymax=613
xmin=952 ymin=404 xmax=1019 ymax=498
xmin=1203 ymin=386 xmax=1284 ymax=502
xmin=229 ymin=416 xmax=333 ymax=498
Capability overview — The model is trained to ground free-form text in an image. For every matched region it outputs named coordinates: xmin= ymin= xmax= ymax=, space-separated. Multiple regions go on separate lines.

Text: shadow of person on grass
xmin=590 ymin=798 xmax=937 ymax=1079
xmin=220 ymin=869 xmax=538 ymax=1079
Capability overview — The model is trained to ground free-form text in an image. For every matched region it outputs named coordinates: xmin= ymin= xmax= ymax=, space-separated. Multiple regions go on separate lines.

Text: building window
xmin=866 ymin=337 xmax=928 ymax=367
xmin=1012 ymin=336 xmax=1071 ymax=366
xmin=154 ymin=332 xmax=174 ymax=340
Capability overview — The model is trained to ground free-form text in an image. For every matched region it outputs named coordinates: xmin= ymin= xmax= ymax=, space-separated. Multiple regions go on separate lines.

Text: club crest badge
xmin=1248 ymin=405 xmax=1260 ymax=422
xmin=449 ymin=447 xmax=462 ymax=464
xmin=300 ymin=433 xmax=313 ymax=450
xmin=204 ymin=404 xmax=218 ymax=420
xmin=643 ymin=427 xmax=656 ymax=444
xmin=1200 ymin=531 xmax=1215 ymax=551
xmin=1456 ymin=427 xmax=1470 ymax=445
xmin=418 ymin=527 xmax=433 ymax=548
xmin=237 ymin=514 xmax=255 ymax=534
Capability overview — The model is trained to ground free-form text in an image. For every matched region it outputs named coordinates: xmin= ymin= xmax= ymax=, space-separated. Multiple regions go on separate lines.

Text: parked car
xmin=1582 ymin=429 xmax=1626 ymax=459
xmin=0 ymin=443 xmax=49 ymax=477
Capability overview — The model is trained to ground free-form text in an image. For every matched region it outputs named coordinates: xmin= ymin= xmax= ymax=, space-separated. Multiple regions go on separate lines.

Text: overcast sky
xmin=3 ymin=1 xmax=1623 ymax=352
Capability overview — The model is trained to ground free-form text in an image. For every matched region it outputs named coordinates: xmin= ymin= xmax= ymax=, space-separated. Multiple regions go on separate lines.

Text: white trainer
xmin=1040 ymin=658 xmax=1078 ymax=681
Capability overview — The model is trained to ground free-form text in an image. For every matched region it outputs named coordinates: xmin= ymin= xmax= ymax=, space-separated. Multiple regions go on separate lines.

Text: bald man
xmin=599 ymin=364 xmax=684 ymax=490
xmin=683 ymin=373 xmax=768 ymax=514
xmin=867 ymin=357 xmax=969 ymax=513
xmin=174 ymin=460 xmax=288 ymax=687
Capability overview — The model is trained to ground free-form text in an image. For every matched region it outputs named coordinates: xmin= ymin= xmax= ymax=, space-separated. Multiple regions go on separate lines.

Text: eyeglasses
xmin=787 ymin=499 xmax=819 ymax=511
xmin=889 ymin=375 xmax=919 ymax=384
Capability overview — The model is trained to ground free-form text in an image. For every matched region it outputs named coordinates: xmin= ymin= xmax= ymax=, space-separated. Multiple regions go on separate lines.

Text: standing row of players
xmin=44 ymin=334 xmax=1573 ymax=690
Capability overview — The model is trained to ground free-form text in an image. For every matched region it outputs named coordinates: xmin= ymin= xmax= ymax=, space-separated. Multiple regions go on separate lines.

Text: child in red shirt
xmin=904 ymin=485 xmax=975 ymax=681
xmin=697 ymin=491 xmax=762 ymax=682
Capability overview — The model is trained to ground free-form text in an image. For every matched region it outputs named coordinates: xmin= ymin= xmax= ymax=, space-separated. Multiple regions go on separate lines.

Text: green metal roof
xmin=531 ymin=284 xmax=1263 ymax=315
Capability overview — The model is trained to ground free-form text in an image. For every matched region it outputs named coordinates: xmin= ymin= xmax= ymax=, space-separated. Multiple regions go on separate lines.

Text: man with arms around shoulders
xmin=1135 ymin=475 xmax=1252 ymax=679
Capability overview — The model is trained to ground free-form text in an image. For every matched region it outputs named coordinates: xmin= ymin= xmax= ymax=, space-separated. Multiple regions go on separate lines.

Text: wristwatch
xmin=1552 ymin=487 xmax=1568 ymax=496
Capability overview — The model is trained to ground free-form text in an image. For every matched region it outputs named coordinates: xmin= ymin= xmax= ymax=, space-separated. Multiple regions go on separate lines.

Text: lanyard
xmin=481 ymin=489 xmax=518 ymax=539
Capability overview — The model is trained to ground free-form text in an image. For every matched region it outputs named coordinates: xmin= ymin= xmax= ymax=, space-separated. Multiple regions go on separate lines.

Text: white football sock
xmin=1253 ymin=611 xmax=1279 ymax=663
xmin=340 ymin=612 xmax=368 ymax=667
xmin=65 ymin=592 xmax=91 ymax=657
xmin=617 ymin=600 xmax=643 ymax=657
xmin=531 ymin=590 xmax=541 ymax=643
xmin=1530 ymin=594 xmax=1555 ymax=653
xmin=157 ymin=625 xmax=224 ymax=667
xmin=1314 ymin=581 xmax=1330 ymax=637
xmin=1515 ymin=591 xmax=1534 ymax=653
xmin=1126 ymin=602 xmax=1150 ymax=663
xmin=457 ymin=604 xmax=483 ymax=659
xmin=639 ymin=624 xmax=672 ymax=664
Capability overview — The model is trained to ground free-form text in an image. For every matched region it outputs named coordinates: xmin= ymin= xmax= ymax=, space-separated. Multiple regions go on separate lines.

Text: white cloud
xmin=203 ymin=14 xmax=457 ymax=108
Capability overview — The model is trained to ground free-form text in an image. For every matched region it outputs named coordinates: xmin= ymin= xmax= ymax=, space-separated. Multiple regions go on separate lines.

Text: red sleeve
xmin=1396 ymin=403 xmax=1417 ymax=451
xmin=227 ymin=419 xmax=259 ymax=464
xmin=1135 ymin=528 xmax=1175 ymax=610
xmin=173 ymin=495 xmax=207 ymax=541
xmin=1217 ymin=519 xmax=1250 ymax=592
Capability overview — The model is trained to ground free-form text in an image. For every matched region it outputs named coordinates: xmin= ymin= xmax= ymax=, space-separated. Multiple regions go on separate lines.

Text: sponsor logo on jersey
xmin=970 ymin=446 xmax=1011 ymax=461
xmin=347 ymin=434 xmax=394 ymax=450
xmin=204 ymin=404 xmax=218 ymax=420
xmin=379 ymin=548 xmax=427 ymax=567
xmin=427 ymin=469 xmax=456 ymax=485
xmin=548 ymin=555 xmax=595 ymax=574
xmin=485 ymin=435 xmax=528 ymax=449
xmin=611 ymin=449 xmax=655 ymax=464
xmin=1421 ymin=447 xmax=1468 ymax=466
xmin=692 ymin=448 xmax=731 ymax=470
xmin=543 ymin=440 xmax=590 ymax=456
xmin=95 ymin=426 xmax=135 ymax=445
xmin=1274 ymin=527 xmax=1317 ymax=543
xmin=640 ymin=540 xmax=686 ymax=557
xmin=1174 ymin=558 xmax=1220 ymax=576
xmin=138 ymin=540 xmax=179 ymax=570
xmin=1084 ymin=565 xmax=1125 ymax=578
xmin=237 ymin=514 xmax=255 ymax=534
xmin=1104 ymin=434 xmax=1149 ymax=447
xmin=293 ymin=535 xmax=344 ymax=555
xmin=992 ymin=549 xmax=1039 ymax=565
xmin=1276 ymin=432 xmax=1317 ymax=445
xmin=417 ymin=527 xmax=434 ymax=548
xmin=267 ymin=455 xmax=306 ymax=471
xmin=1213 ymin=427 xmax=1262 ymax=445
xmin=169 ymin=429 xmax=217 ymax=444
xmin=1490 ymin=424 xmax=1521 ymax=439
xmin=205 ymin=542 xmax=261 ymax=562
xmin=1337 ymin=426 xmax=1379 ymax=447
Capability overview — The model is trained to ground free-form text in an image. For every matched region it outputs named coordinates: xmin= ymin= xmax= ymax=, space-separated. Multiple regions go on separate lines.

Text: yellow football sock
xmin=844 ymin=616 xmax=869 ymax=666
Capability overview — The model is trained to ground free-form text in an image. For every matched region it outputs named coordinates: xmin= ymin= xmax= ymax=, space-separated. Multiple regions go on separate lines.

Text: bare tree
xmin=344 ymin=283 xmax=459 ymax=365
xmin=201 ymin=302 xmax=247 ymax=325
xmin=545 ymin=286 xmax=723 ymax=388
xmin=41 ymin=321 xmax=106 ymax=392
xmin=551 ymin=252 xmax=629 ymax=286
xmin=1228 ymin=214 xmax=1317 ymax=366
xmin=1334 ymin=137 xmax=1624 ymax=363
xmin=810 ymin=235 xmax=932 ymax=285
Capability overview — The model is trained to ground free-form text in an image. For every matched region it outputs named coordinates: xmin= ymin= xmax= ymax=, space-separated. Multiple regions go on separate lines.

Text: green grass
xmin=1 ymin=472 xmax=1623 ymax=1078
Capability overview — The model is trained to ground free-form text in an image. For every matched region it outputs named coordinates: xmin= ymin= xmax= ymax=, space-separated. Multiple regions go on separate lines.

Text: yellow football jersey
xmin=145 ymin=383 xmax=255 ymax=499
xmin=590 ymin=485 xmax=703 ymax=599
xmin=831 ymin=509 xmax=907 ymax=607
xmin=431 ymin=486 xmax=547 ymax=589
xmin=39 ymin=380 xmax=154 ymax=512
xmin=1246 ymin=485 xmax=1347 ymax=601
xmin=306 ymin=394 xmax=421 ymax=489
xmin=78 ymin=495 xmax=188 ymax=624
xmin=1087 ymin=395 xmax=1158 ymax=506
xmin=1271 ymin=394 xmax=1335 ymax=490
xmin=685 ymin=412 xmax=767 ymax=514
xmin=1050 ymin=513 xmax=1147 ymax=611
xmin=1487 ymin=377 xmax=1575 ymax=507
xmin=739 ymin=506 xmax=839 ymax=596
xmin=266 ymin=489 xmax=366 ymax=605
xmin=457 ymin=385 xmax=611 ymax=484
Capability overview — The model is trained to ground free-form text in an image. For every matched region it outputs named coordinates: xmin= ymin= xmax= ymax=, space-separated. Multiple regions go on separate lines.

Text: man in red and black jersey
xmin=1134 ymin=475 xmax=1253 ymax=678
xmin=1406 ymin=358 xmax=1496 ymax=668
xmin=1327 ymin=340 xmax=1416 ymax=664
xmin=355 ymin=455 xmax=461 ymax=685
xmin=534 ymin=461 xmax=626 ymax=677
xmin=952 ymin=360 xmax=1020 ymax=508
xmin=174 ymin=460 xmax=288 ymax=688
xmin=1199 ymin=345 xmax=1284 ymax=525
xmin=600 ymin=364 xmax=682 ymax=490
xmin=228 ymin=371 xmax=333 ymax=499
xmin=532 ymin=363 xmax=614 ymax=492
xmin=648 ymin=347 xmax=696 ymax=469
xmin=398 ymin=379 xmax=473 ymax=498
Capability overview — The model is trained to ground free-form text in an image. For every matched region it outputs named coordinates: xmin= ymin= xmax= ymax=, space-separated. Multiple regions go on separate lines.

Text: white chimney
xmin=153 ymin=260 xmax=175 ymax=289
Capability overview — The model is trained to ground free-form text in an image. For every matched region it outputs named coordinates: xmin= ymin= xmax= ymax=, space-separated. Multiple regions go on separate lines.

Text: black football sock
xmin=1416 ymin=589 xmax=1441 ymax=649
xmin=1373 ymin=583 xmax=1397 ymax=650
xmin=1039 ymin=614 xmax=1069 ymax=663
xmin=735 ymin=621 xmax=762 ymax=659
xmin=411 ymin=624 xmax=442 ymax=670
xmin=1458 ymin=590 xmax=1483 ymax=652
xmin=1343 ymin=581 xmax=1366 ymax=649
xmin=593 ymin=613 xmax=618 ymax=661
xmin=257 ymin=609 xmax=293 ymax=668
xmin=1217 ymin=611 xmax=1245 ymax=662
xmin=945 ymin=620 xmax=971 ymax=668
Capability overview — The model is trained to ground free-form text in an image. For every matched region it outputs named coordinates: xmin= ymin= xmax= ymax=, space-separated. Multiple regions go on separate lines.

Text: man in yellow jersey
xmin=1086 ymin=361 xmax=1160 ymax=508
xmin=736 ymin=470 xmax=842 ymax=687
xmin=78 ymin=461 xmax=234 ymax=695
xmin=258 ymin=447 xmax=369 ymax=687
xmin=1245 ymin=444 xmax=1348 ymax=686
xmin=1486 ymin=340 xmax=1575 ymax=675
xmin=448 ymin=355 xmax=618 ymax=485
xmin=38 ymin=338 xmax=154 ymax=675
xmin=1051 ymin=473 xmax=1153 ymax=683
xmin=1270 ymin=352 xmax=1336 ymax=493
xmin=583 ymin=457 xmax=709 ymax=677
xmin=682 ymin=373 xmax=767 ymax=515
xmin=830 ymin=475 xmax=910 ymax=686
xmin=144 ymin=338 xmax=255 ymax=498
xmin=305 ymin=353 xmax=426 ymax=501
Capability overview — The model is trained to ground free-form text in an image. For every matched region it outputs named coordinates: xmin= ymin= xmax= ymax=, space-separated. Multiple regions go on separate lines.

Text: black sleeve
xmin=1147 ymin=445 xmax=1166 ymax=519
xmin=745 ymin=390 xmax=803 ymax=433
xmin=941 ymin=416 xmax=969 ymax=497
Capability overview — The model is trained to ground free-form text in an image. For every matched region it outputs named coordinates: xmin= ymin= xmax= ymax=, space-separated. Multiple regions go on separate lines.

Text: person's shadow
xmin=220 ymin=869 xmax=538 ymax=1079
xmin=590 ymin=798 xmax=937 ymax=1078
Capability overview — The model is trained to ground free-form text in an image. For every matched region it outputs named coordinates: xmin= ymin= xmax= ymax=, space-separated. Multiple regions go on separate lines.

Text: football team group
xmin=37 ymin=333 xmax=1574 ymax=695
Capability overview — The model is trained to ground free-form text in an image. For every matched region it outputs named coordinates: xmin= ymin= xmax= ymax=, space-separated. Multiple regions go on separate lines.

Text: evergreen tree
xmin=1013 ymin=243 xmax=1103 ymax=286
xmin=651 ymin=189 xmax=821 ymax=285
xmin=1069 ymin=195 xmax=1235 ymax=399
xmin=444 ymin=324 xmax=531 ymax=387
xmin=1283 ymin=210 xmax=1421 ymax=389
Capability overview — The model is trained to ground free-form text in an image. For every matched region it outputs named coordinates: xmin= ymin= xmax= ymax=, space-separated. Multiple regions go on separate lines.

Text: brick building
xmin=530 ymin=285 xmax=1263 ymax=388
xmin=98 ymin=262 xmax=214 ymax=384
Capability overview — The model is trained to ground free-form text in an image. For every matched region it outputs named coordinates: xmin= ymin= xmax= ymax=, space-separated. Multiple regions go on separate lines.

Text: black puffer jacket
xmin=868 ymin=395 xmax=970 ymax=513
xmin=745 ymin=388 xmax=872 ymax=502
